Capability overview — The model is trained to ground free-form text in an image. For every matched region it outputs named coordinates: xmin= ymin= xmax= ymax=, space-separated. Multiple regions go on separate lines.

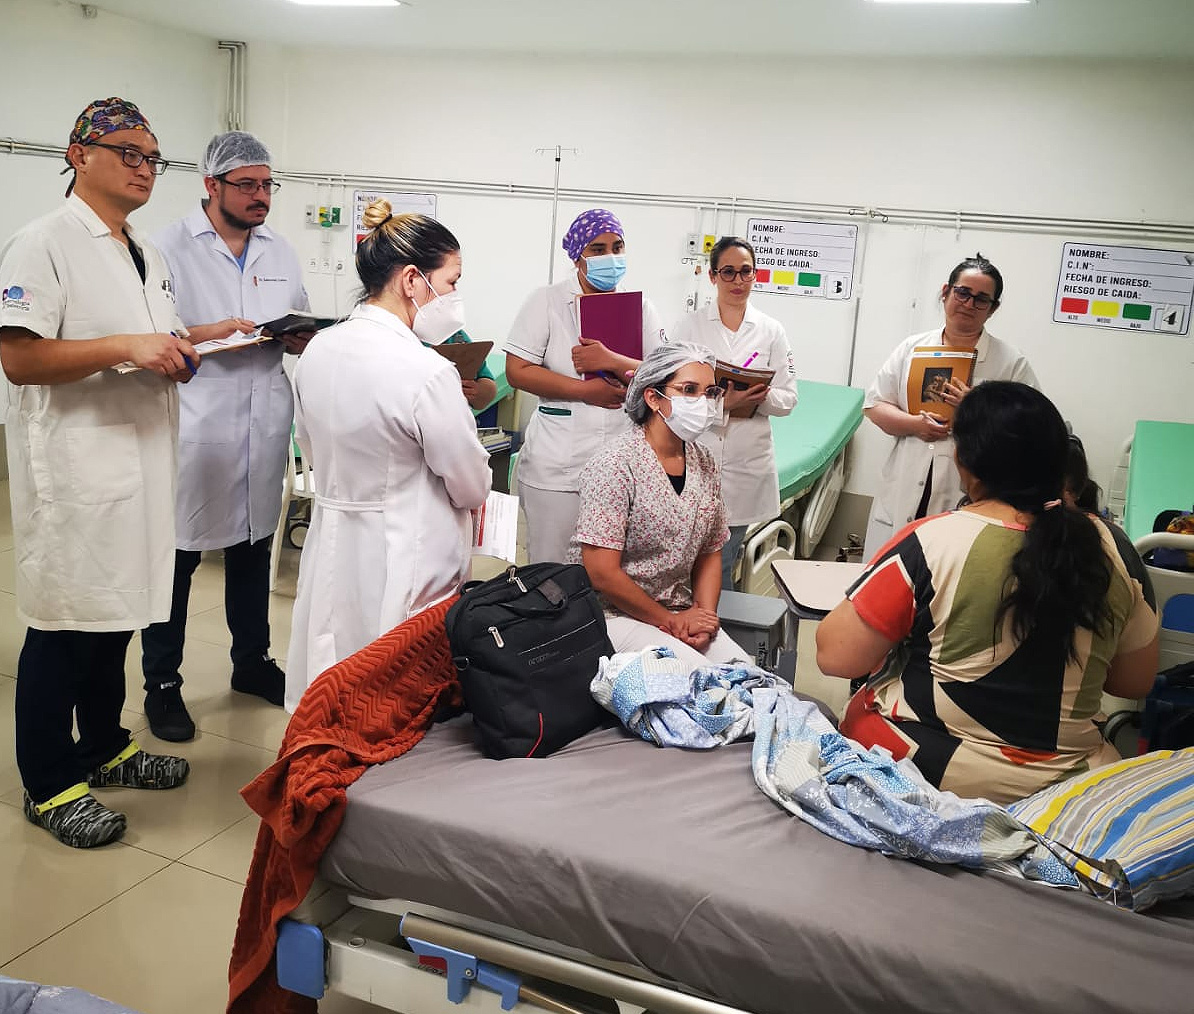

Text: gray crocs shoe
xmin=23 ymin=787 xmax=127 ymax=849
xmin=88 ymin=742 xmax=190 ymax=791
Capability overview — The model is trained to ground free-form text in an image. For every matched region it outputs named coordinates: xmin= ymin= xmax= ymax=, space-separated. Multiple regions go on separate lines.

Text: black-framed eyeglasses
xmin=218 ymin=176 xmax=282 ymax=195
xmin=663 ymin=382 xmax=724 ymax=401
xmin=88 ymin=142 xmax=170 ymax=175
xmin=950 ymin=285 xmax=995 ymax=309
xmin=714 ymin=265 xmax=756 ymax=282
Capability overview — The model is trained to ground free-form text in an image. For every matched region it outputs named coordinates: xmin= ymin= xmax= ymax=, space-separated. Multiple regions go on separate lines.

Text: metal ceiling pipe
xmin=217 ymin=41 xmax=248 ymax=132
xmin=3 ymin=136 xmax=1193 ymax=242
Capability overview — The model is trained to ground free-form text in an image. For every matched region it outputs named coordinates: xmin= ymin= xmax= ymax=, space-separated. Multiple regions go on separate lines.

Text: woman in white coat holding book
xmin=284 ymin=202 xmax=491 ymax=711
xmin=670 ymin=237 xmax=798 ymax=588
xmin=861 ymin=253 xmax=1038 ymax=560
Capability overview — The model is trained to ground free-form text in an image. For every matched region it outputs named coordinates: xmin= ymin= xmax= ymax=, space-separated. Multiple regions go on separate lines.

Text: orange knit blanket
xmin=227 ymin=598 xmax=462 ymax=1013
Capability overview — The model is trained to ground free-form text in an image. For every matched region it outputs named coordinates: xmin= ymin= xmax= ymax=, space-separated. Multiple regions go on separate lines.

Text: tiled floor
xmin=0 ymin=484 xmax=848 ymax=1013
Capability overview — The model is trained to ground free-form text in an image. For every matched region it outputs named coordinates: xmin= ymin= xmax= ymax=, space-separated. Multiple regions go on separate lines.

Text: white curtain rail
xmin=4 ymin=137 xmax=1194 ymax=242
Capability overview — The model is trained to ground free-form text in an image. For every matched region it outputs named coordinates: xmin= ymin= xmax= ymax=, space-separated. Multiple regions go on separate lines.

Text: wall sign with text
xmin=746 ymin=219 xmax=857 ymax=300
xmin=1053 ymin=241 xmax=1193 ymax=335
xmin=352 ymin=190 xmax=438 ymax=250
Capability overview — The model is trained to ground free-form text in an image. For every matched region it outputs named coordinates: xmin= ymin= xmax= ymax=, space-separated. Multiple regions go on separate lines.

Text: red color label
xmin=754 ymin=268 xmax=771 ymax=283
xmin=1060 ymin=297 xmax=1089 ymax=314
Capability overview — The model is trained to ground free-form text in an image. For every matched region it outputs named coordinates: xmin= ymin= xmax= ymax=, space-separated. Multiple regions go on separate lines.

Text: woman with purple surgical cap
xmin=506 ymin=209 xmax=667 ymax=563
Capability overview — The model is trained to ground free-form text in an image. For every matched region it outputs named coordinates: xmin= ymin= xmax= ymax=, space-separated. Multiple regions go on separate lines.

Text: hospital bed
xmin=1109 ymin=420 xmax=1194 ymax=543
xmin=1099 ymin=420 xmax=1194 ymax=733
xmin=276 ymin=716 xmax=1194 ymax=1014
xmin=736 ymin=381 xmax=863 ymax=594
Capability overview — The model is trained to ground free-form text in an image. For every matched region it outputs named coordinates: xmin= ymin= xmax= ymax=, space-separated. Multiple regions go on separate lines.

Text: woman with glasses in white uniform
xmin=569 ymin=342 xmax=747 ymax=670
xmin=670 ymin=237 xmax=797 ymax=588
xmin=862 ymin=254 xmax=1039 ymax=559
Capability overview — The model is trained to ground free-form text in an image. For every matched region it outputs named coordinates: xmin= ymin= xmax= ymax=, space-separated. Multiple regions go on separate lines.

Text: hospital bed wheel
xmin=286 ymin=520 xmax=308 ymax=550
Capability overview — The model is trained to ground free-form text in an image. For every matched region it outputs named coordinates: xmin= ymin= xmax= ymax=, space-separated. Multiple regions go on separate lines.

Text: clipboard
xmin=715 ymin=360 xmax=776 ymax=419
xmin=259 ymin=310 xmax=338 ymax=336
xmin=433 ymin=339 xmax=494 ymax=380
xmin=906 ymin=346 xmax=978 ymax=421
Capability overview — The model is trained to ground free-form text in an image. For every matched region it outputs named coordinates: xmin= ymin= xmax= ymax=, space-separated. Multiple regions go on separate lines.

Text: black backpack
xmin=445 ymin=563 xmax=614 ymax=759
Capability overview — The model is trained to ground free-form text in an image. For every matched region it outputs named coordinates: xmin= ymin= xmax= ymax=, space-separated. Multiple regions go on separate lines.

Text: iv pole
xmin=536 ymin=145 xmax=578 ymax=284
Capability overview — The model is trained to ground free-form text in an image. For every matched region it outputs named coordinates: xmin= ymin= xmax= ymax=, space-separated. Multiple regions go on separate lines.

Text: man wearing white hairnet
xmin=141 ymin=130 xmax=310 ymax=740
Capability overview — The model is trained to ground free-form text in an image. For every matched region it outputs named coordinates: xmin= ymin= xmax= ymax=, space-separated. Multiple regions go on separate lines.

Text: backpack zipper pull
xmin=488 ymin=625 xmax=505 ymax=648
xmin=506 ymin=567 xmax=527 ymax=594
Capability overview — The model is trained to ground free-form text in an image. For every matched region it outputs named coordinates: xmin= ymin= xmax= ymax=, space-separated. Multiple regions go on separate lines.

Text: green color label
xmin=797 ymin=272 xmax=822 ymax=287
xmin=1122 ymin=303 xmax=1152 ymax=321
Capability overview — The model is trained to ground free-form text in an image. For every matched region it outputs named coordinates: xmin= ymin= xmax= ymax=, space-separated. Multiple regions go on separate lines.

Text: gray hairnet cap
xmin=625 ymin=340 xmax=716 ymax=425
xmin=200 ymin=131 xmax=272 ymax=177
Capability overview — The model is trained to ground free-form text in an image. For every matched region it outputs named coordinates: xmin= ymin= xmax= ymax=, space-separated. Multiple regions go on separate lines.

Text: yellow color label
xmin=702 ymin=235 xmax=716 ymax=253
xmin=1091 ymin=300 xmax=1120 ymax=318
xmin=774 ymin=270 xmax=797 ymax=286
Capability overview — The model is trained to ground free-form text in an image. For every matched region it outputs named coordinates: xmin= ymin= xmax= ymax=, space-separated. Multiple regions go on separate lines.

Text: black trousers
xmin=16 ymin=628 xmax=134 ymax=804
xmin=141 ymin=537 xmax=272 ymax=692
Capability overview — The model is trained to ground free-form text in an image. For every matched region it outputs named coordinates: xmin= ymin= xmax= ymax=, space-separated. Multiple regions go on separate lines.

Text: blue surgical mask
xmin=583 ymin=253 xmax=627 ymax=292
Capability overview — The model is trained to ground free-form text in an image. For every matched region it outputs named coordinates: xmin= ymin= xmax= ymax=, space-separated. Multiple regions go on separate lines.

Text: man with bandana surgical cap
xmin=506 ymin=208 xmax=668 ymax=564
xmin=0 ymin=98 xmax=254 ymax=848
xmin=140 ymin=131 xmax=311 ymax=741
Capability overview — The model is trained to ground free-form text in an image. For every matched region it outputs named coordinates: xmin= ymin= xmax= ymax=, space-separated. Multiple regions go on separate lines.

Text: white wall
xmin=0 ymin=0 xmax=224 ymax=239
xmin=2 ymin=3 xmax=1192 ymax=506
xmin=248 ymin=45 xmax=1194 ymax=502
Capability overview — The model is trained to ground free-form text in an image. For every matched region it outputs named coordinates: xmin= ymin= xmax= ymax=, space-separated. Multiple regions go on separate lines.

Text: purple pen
xmin=741 ymin=351 xmax=759 ymax=368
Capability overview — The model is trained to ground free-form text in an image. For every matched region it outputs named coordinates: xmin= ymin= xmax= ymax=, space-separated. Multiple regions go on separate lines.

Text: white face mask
xmin=658 ymin=392 xmax=716 ymax=442
xmin=410 ymin=270 xmax=466 ymax=345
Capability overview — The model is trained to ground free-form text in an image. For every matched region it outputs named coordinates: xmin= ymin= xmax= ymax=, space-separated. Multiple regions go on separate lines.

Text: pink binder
xmin=577 ymin=291 xmax=643 ymax=378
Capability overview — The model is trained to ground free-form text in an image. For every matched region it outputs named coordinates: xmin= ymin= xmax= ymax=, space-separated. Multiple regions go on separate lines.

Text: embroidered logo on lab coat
xmin=2 ymin=285 xmax=31 ymax=311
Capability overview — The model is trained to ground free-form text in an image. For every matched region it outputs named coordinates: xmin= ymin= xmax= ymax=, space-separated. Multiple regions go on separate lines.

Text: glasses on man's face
xmin=219 ymin=176 xmax=282 ymax=195
xmin=88 ymin=142 xmax=170 ymax=175
xmin=664 ymin=382 xmax=724 ymax=401
xmin=950 ymin=285 xmax=995 ymax=309
xmin=715 ymin=265 xmax=756 ymax=282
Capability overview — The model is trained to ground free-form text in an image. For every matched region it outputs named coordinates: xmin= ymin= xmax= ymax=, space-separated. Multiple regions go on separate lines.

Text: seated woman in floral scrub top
xmin=569 ymin=342 xmax=747 ymax=671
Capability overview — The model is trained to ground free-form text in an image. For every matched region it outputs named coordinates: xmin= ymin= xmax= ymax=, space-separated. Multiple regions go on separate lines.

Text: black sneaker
xmin=231 ymin=654 xmax=286 ymax=706
xmin=145 ymin=682 xmax=196 ymax=742
xmin=88 ymin=742 xmax=190 ymax=790
xmin=24 ymin=787 xmax=127 ymax=849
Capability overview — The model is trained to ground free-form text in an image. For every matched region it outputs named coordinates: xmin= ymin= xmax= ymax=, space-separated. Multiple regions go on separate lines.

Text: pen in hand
xmin=172 ymin=331 xmax=198 ymax=376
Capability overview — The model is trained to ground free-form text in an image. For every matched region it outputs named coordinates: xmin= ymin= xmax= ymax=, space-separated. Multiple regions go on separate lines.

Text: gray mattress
xmin=322 ymin=717 xmax=1194 ymax=1014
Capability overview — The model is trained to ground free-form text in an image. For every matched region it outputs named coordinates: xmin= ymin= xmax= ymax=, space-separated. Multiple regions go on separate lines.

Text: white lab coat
xmin=153 ymin=204 xmax=310 ymax=550
xmin=284 ymin=303 xmax=492 ymax=711
xmin=0 ymin=195 xmax=180 ymax=631
xmin=862 ymin=328 xmax=1039 ymax=558
xmin=506 ymin=272 xmax=667 ymax=492
xmin=670 ymin=301 xmax=798 ymax=525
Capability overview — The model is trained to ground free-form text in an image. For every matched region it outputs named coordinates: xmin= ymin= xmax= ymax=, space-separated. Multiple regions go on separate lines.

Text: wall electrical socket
xmin=319 ymin=256 xmax=332 ymax=275
xmin=305 ymin=255 xmax=318 ymax=274
xmin=685 ymin=233 xmax=700 ymax=255
xmin=333 ymin=258 xmax=347 ymax=276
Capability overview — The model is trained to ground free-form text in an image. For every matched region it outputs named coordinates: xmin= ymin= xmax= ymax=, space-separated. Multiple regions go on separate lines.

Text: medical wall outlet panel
xmin=305 ymin=205 xmax=343 ymax=228
xmin=746 ymin=219 xmax=858 ymax=300
xmin=1053 ymin=241 xmax=1193 ymax=336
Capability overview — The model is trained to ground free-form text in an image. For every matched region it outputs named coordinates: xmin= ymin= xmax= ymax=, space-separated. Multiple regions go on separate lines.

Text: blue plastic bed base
xmin=276 ymin=918 xmax=326 ymax=999
xmin=402 ymin=930 xmax=522 ymax=1009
